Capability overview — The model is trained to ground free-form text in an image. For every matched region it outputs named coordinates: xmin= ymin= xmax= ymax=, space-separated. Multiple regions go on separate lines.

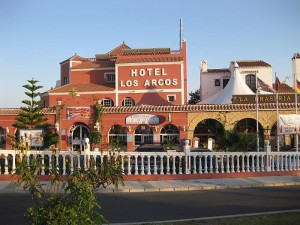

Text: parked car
xmin=131 ymin=144 xmax=166 ymax=174
xmin=190 ymin=149 xmax=217 ymax=173
xmin=135 ymin=144 xmax=165 ymax=152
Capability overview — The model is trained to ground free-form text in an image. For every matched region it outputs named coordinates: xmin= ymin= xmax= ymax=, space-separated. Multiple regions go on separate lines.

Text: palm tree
xmin=221 ymin=129 xmax=257 ymax=152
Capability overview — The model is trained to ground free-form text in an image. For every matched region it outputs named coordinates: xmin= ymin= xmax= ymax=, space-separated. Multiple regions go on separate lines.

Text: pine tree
xmin=11 ymin=79 xmax=59 ymax=149
xmin=188 ymin=89 xmax=201 ymax=104
xmin=13 ymin=79 xmax=47 ymax=129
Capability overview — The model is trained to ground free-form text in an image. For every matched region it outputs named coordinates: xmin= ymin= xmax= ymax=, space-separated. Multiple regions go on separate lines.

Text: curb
xmin=0 ymin=180 xmax=299 ymax=194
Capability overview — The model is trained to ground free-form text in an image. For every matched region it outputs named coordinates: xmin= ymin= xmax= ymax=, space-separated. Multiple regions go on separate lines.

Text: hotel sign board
xmin=126 ymin=114 xmax=159 ymax=125
xmin=278 ymin=114 xmax=300 ymax=134
xmin=232 ymin=94 xmax=300 ymax=104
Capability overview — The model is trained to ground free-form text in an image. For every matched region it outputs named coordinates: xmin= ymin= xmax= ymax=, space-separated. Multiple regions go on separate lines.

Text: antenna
xmin=179 ymin=18 xmax=183 ymax=49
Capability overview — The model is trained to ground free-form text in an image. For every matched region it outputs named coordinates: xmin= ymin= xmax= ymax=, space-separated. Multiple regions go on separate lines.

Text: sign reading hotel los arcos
xmin=119 ymin=67 xmax=178 ymax=88
xmin=126 ymin=114 xmax=159 ymax=125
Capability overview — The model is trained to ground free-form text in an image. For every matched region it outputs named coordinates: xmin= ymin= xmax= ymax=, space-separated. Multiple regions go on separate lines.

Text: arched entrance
xmin=134 ymin=125 xmax=153 ymax=146
xmin=235 ymin=118 xmax=263 ymax=148
xmin=69 ymin=123 xmax=90 ymax=151
xmin=109 ymin=125 xmax=127 ymax=151
xmin=193 ymin=119 xmax=224 ymax=149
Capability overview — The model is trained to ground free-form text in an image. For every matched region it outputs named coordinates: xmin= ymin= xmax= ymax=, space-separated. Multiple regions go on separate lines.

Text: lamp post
xmin=256 ymin=88 xmax=261 ymax=152
xmin=264 ymin=124 xmax=271 ymax=141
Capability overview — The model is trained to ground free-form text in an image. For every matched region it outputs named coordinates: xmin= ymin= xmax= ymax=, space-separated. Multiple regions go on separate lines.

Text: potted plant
xmin=165 ymin=139 xmax=177 ymax=152
xmin=88 ymin=131 xmax=101 ymax=151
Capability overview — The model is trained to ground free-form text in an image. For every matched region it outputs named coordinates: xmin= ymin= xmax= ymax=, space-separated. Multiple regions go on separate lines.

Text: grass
xmin=144 ymin=211 xmax=300 ymax=225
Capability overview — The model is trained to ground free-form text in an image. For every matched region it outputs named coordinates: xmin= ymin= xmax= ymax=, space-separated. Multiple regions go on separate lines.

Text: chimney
xmin=292 ymin=52 xmax=300 ymax=88
xmin=201 ymin=60 xmax=208 ymax=72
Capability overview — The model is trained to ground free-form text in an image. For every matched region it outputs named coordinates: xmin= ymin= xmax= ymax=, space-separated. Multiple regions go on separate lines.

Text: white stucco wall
xmin=200 ymin=61 xmax=273 ymax=101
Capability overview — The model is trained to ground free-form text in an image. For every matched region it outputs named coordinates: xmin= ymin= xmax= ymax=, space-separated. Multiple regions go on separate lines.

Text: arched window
xmin=101 ymin=98 xmax=114 ymax=107
xmin=122 ymin=97 xmax=135 ymax=106
xmin=160 ymin=124 xmax=180 ymax=144
xmin=215 ymin=79 xmax=220 ymax=86
xmin=245 ymin=74 xmax=256 ymax=92
xmin=0 ymin=127 xmax=6 ymax=149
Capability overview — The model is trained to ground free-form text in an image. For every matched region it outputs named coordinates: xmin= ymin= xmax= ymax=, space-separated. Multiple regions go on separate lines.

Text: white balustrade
xmin=1 ymin=147 xmax=300 ymax=176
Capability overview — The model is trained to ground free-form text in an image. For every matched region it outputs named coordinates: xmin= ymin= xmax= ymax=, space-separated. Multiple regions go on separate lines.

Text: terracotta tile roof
xmin=235 ymin=60 xmax=271 ymax=67
xmin=102 ymin=103 xmax=300 ymax=114
xmin=47 ymin=83 xmax=115 ymax=93
xmin=272 ymin=83 xmax=295 ymax=93
xmin=0 ymin=108 xmax=55 ymax=115
xmin=116 ymin=56 xmax=183 ymax=64
xmin=206 ymin=69 xmax=230 ymax=73
xmin=60 ymin=54 xmax=86 ymax=64
xmin=71 ymin=61 xmax=115 ymax=69
xmin=107 ymin=43 xmax=131 ymax=56
xmin=2 ymin=103 xmax=299 ymax=115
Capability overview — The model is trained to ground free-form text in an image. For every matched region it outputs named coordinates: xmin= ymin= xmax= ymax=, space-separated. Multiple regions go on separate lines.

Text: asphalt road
xmin=1 ymin=186 xmax=300 ymax=224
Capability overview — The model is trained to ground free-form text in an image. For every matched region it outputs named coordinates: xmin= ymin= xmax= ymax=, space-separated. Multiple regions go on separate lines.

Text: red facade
xmin=4 ymin=40 xmax=189 ymax=151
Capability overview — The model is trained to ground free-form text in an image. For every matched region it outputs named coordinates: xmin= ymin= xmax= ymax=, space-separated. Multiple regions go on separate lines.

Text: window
xmin=215 ymin=79 xmax=220 ymax=86
xmin=245 ymin=74 xmax=256 ymax=92
xmin=223 ymin=79 xmax=229 ymax=88
xmin=101 ymin=98 xmax=114 ymax=107
xmin=167 ymin=95 xmax=176 ymax=102
xmin=63 ymin=77 xmax=69 ymax=85
xmin=122 ymin=97 xmax=135 ymax=106
xmin=105 ymin=73 xmax=115 ymax=83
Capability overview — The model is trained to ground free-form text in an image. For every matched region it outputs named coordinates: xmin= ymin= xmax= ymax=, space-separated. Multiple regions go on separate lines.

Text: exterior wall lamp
xmin=55 ymin=122 xmax=59 ymax=132
xmin=95 ymin=122 xmax=100 ymax=131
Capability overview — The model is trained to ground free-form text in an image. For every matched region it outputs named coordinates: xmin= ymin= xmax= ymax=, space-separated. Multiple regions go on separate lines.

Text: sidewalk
xmin=0 ymin=175 xmax=300 ymax=193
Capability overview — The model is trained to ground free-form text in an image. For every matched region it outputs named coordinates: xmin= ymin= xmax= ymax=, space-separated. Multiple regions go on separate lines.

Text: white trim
xmin=69 ymin=61 xmax=72 ymax=84
xmin=167 ymin=94 xmax=176 ymax=102
xmin=117 ymin=61 xmax=182 ymax=67
xmin=180 ymin=62 xmax=184 ymax=104
xmin=115 ymin=65 xmax=119 ymax=106
xmin=47 ymin=91 xmax=116 ymax=96
xmin=71 ymin=67 xmax=115 ymax=71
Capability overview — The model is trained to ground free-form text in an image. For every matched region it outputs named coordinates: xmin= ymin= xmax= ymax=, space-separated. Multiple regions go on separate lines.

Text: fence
xmin=0 ymin=141 xmax=299 ymax=176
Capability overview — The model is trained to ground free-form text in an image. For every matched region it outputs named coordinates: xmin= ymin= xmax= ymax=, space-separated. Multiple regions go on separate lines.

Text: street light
xmin=256 ymin=88 xmax=261 ymax=152
xmin=264 ymin=124 xmax=271 ymax=141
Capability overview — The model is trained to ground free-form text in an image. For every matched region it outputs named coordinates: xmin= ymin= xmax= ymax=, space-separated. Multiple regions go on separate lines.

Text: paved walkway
xmin=0 ymin=175 xmax=300 ymax=193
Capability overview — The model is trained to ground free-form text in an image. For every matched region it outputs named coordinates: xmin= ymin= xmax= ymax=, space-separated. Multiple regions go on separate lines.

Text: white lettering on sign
xmin=126 ymin=114 xmax=159 ymax=125
xmin=130 ymin=68 xmax=167 ymax=77
xmin=120 ymin=68 xmax=178 ymax=88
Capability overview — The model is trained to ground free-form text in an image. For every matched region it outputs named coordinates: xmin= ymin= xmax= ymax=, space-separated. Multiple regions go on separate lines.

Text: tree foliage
xmin=10 ymin=79 xmax=58 ymax=149
xmin=188 ymin=89 xmax=200 ymax=104
xmin=15 ymin=149 xmax=124 ymax=224
xmin=13 ymin=79 xmax=47 ymax=129
xmin=221 ymin=129 xmax=257 ymax=152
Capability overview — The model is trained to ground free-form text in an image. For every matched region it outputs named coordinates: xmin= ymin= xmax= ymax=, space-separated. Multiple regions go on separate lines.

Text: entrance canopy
xmin=199 ymin=62 xmax=255 ymax=104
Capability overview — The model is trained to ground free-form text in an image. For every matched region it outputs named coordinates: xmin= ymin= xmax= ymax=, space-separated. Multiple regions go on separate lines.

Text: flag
xmin=275 ymin=75 xmax=280 ymax=92
xmin=297 ymin=78 xmax=300 ymax=94
xmin=257 ymin=77 xmax=275 ymax=93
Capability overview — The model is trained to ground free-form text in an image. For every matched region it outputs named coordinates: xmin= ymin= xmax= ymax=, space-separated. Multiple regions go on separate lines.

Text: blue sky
xmin=0 ymin=0 xmax=299 ymax=108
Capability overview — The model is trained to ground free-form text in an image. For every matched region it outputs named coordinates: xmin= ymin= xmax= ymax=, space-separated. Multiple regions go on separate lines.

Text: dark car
xmin=190 ymin=149 xmax=217 ymax=173
xmin=135 ymin=144 xmax=165 ymax=152
xmin=131 ymin=144 xmax=166 ymax=174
